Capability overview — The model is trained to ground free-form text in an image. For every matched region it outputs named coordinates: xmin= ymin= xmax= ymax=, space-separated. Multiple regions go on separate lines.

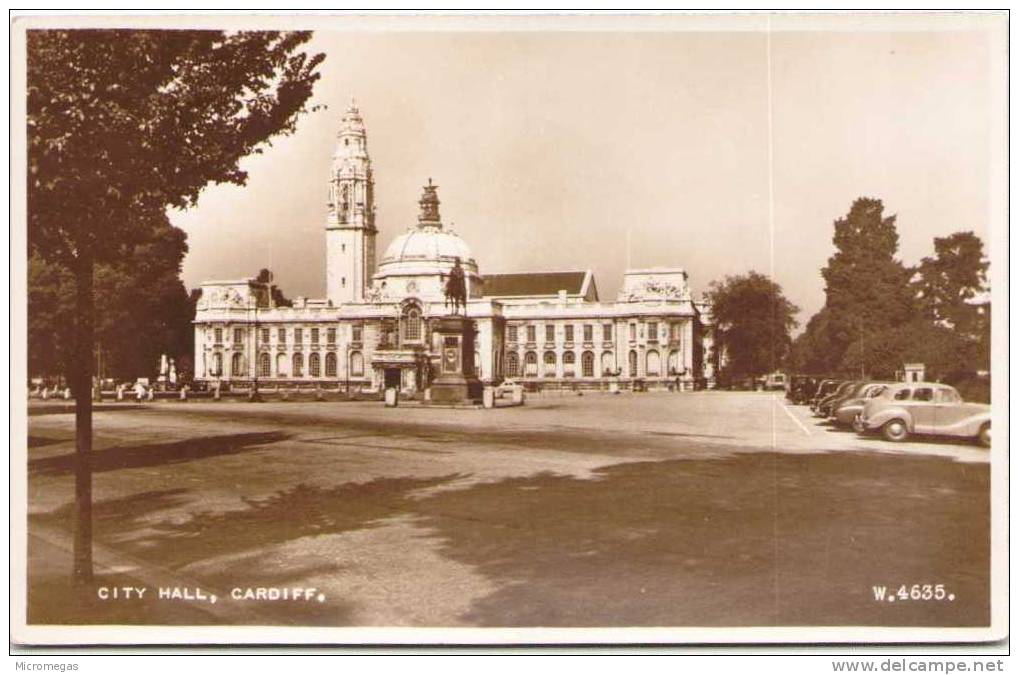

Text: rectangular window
xmin=648 ymin=322 xmax=658 ymax=343
xmin=564 ymin=325 xmax=574 ymax=343
xmin=545 ymin=324 xmax=555 ymax=343
xmin=278 ymin=327 xmax=286 ymax=344
xmin=295 ymin=328 xmax=303 ymax=343
xmin=311 ymin=328 xmax=319 ymax=344
xmin=526 ymin=325 xmax=536 ymax=343
xmin=629 ymin=324 xmax=636 ymax=341
xmin=603 ymin=324 xmax=612 ymax=342
xmin=583 ymin=324 xmax=593 ymax=342
xmin=261 ymin=328 xmax=270 ymax=344
xmin=507 ymin=325 xmax=518 ymax=342
xmin=352 ymin=324 xmax=363 ymax=343
xmin=233 ymin=328 xmax=244 ymax=344
xmin=214 ymin=328 xmax=223 ymax=344
xmin=327 ymin=328 xmax=336 ymax=345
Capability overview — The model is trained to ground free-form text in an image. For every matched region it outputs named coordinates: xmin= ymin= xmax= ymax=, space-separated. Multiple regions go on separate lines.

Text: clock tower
xmin=326 ymin=99 xmax=377 ymax=305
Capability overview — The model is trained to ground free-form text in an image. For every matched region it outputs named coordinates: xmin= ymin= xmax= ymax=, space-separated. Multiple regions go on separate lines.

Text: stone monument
xmin=426 ymin=255 xmax=482 ymax=404
xmin=429 ymin=315 xmax=483 ymax=404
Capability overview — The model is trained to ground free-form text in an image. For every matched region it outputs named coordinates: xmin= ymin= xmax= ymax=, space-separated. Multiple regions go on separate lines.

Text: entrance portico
xmin=370 ymin=348 xmax=431 ymax=394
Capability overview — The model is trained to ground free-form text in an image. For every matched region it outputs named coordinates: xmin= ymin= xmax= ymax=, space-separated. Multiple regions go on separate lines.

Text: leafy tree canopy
xmin=28 ymin=216 xmax=195 ymax=382
xmin=28 ymin=29 xmax=324 ymax=268
xmin=913 ymin=230 xmax=988 ymax=334
xmin=706 ymin=271 xmax=799 ymax=380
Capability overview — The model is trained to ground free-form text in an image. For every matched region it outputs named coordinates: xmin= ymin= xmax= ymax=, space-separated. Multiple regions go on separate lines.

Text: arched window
xmin=524 ymin=351 xmax=538 ymax=376
xmin=293 ymin=353 xmax=304 ymax=377
xmin=668 ymin=350 xmax=680 ymax=375
xmin=325 ymin=352 xmax=337 ymax=377
xmin=543 ymin=351 xmax=557 ymax=377
xmin=276 ymin=353 xmax=288 ymax=378
xmin=506 ymin=352 xmax=520 ymax=377
xmin=213 ymin=353 xmax=223 ymax=377
xmin=582 ymin=351 xmax=595 ymax=378
xmin=231 ymin=352 xmax=244 ymax=377
xmin=601 ymin=351 xmax=614 ymax=376
xmin=646 ymin=350 xmax=661 ymax=376
xmin=628 ymin=350 xmax=638 ymax=377
xmin=350 ymin=351 xmax=364 ymax=377
xmin=259 ymin=353 xmax=271 ymax=378
xmin=403 ymin=306 xmax=422 ymax=342
xmin=309 ymin=353 xmax=321 ymax=377
xmin=562 ymin=351 xmax=576 ymax=377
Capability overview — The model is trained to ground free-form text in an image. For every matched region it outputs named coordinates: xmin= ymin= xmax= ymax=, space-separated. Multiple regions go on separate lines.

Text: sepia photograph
xmin=10 ymin=11 xmax=1008 ymax=648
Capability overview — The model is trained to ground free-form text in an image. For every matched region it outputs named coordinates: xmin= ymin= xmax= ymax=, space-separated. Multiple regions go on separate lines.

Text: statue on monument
xmin=443 ymin=257 xmax=467 ymax=315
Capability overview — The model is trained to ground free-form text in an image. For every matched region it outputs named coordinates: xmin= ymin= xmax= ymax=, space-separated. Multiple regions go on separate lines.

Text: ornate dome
xmin=380 ymin=226 xmax=474 ymax=265
xmin=376 ymin=179 xmax=478 ymax=273
xmin=372 ymin=180 xmax=480 ymax=302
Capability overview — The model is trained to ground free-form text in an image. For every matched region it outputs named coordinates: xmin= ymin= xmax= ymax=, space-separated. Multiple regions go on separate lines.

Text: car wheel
xmin=978 ymin=423 xmax=990 ymax=448
xmin=882 ymin=419 xmax=909 ymax=442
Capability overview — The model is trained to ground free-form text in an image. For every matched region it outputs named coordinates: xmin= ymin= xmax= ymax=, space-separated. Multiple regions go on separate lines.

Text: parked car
xmin=831 ymin=382 xmax=893 ymax=427
xmin=787 ymin=375 xmax=821 ymax=404
xmin=855 ymin=382 xmax=990 ymax=446
xmin=495 ymin=378 xmax=522 ymax=397
xmin=814 ymin=380 xmax=857 ymax=417
xmin=816 ymin=380 xmax=862 ymax=418
xmin=810 ymin=379 xmax=842 ymax=409
xmin=760 ymin=372 xmax=787 ymax=391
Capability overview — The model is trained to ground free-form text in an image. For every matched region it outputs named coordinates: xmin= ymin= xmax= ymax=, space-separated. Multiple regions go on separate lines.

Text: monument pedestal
xmin=430 ymin=315 xmax=483 ymax=404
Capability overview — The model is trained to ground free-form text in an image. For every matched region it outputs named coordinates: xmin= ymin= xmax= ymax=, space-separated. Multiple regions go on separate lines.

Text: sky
xmin=172 ymin=21 xmax=999 ymax=329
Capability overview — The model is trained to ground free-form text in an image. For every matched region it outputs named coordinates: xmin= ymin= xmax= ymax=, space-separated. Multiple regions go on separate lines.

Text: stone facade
xmin=193 ymin=103 xmax=715 ymax=394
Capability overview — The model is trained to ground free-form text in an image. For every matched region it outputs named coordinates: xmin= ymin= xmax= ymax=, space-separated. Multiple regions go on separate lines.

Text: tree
xmin=914 ymin=231 xmax=988 ymax=334
xmin=706 ymin=271 xmax=799 ymax=381
xmin=256 ymin=267 xmax=293 ymax=307
xmin=838 ymin=319 xmax=981 ymax=382
xmin=786 ymin=307 xmax=832 ymax=375
xmin=29 ymin=216 xmax=197 ymax=383
xmin=27 ymin=29 xmax=324 ymax=582
xmin=792 ymin=198 xmax=916 ymax=375
xmin=821 ymin=198 xmax=916 ymax=369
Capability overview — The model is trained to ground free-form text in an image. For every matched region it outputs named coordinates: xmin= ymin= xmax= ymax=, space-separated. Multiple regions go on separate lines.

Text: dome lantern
xmin=418 ymin=178 xmax=442 ymax=227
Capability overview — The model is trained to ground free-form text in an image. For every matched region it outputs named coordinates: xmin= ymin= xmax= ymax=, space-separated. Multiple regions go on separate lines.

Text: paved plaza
xmin=25 ymin=391 xmax=990 ymax=627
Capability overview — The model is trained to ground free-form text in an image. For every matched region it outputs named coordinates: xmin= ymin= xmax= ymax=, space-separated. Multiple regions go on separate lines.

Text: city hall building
xmin=193 ymin=103 xmax=715 ymax=393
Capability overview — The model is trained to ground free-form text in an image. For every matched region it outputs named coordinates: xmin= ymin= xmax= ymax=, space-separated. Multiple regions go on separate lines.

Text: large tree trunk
xmin=72 ymin=254 xmax=94 ymax=583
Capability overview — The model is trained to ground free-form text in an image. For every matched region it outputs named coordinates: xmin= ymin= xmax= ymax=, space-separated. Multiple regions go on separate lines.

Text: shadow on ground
xmin=27 ymin=445 xmax=989 ymax=628
xmin=28 ymin=473 xmax=464 ymax=626
xmin=411 ymin=451 xmax=989 ymax=627
xmin=28 ymin=431 xmax=292 ymax=477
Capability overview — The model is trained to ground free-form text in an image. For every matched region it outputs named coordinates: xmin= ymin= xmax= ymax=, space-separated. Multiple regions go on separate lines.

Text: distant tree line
xmin=786 ymin=197 xmax=989 ymax=385
xmin=704 ymin=197 xmax=990 ymax=391
xmin=28 ymin=214 xmax=195 ymax=384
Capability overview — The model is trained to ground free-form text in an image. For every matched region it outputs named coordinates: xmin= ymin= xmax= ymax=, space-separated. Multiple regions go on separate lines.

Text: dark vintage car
xmin=809 ymin=379 xmax=843 ymax=409
xmin=831 ymin=382 xmax=893 ymax=427
xmin=816 ymin=380 xmax=862 ymax=418
xmin=813 ymin=380 xmax=857 ymax=417
xmin=788 ymin=376 xmax=822 ymax=404
xmin=855 ymin=382 xmax=990 ymax=446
